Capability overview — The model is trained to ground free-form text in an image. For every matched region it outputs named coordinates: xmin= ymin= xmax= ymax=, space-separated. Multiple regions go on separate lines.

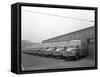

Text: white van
xmin=44 ymin=47 xmax=56 ymax=56
xmin=63 ymin=40 xmax=88 ymax=60
xmin=53 ymin=47 xmax=66 ymax=58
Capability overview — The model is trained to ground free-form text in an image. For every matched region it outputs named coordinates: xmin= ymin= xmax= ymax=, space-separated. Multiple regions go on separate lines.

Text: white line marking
xmin=21 ymin=64 xmax=24 ymax=71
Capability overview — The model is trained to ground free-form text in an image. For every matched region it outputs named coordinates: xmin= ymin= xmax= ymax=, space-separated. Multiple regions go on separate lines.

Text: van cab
xmin=44 ymin=47 xmax=56 ymax=57
xmin=53 ymin=47 xmax=66 ymax=58
xmin=63 ymin=40 xmax=88 ymax=60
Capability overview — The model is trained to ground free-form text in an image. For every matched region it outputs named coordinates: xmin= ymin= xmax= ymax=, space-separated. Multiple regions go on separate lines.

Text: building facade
xmin=42 ymin=26 xmax=95 ymax=43
xmin=42 ymin=26 xmax=95 ymax=59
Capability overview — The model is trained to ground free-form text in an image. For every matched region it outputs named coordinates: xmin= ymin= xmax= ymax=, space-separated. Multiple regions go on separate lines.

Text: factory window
xmin=76 ymin=33 xmax=79 ymax=38
xmin=78 ymin=32 xmax=81 ymax=37
xmin=90 ymin=29 xmax=95 ymax=35
xmin=81 ymin=32 xmax=83 ymax=36
xmin=90 ymin=39 xmax=95 ymax=44
xmin=86 ymin=29 xmax=90 ymax=37
xmin=85 ymin=30 xmax=89 ymax=36
xmin=87 ymin=38 xmax=95 ymax=45
xmin=80 ymin=31 xmax=82 ymax=35
xmin=81 ymin=31 xmax=85 ymax=36
xmin=90 ymin=29 xmax=92 ymax=35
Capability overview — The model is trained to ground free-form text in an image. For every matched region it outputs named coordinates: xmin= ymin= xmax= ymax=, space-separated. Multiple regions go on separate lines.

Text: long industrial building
xmin=42 ymin=26 xmax=95 ymax=59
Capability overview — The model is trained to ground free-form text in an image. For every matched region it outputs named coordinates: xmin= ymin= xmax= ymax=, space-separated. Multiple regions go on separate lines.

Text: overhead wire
xmin=23 ymin=10 xmax=94 ymax=22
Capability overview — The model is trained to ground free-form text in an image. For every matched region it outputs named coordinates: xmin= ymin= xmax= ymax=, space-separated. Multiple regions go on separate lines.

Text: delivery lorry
xmin=44 ymin=47 xmax=56 ymax=57
xmin=22 ymin=44 xmax=41 ymax=55
xmin=63 ymin=40 xmax=88 ymax=60
xmin=53 ymin=47 xmax=66 ymax=58
xmin=53 ymin=42 xmax=68 ymax=58
xmin=38 ymin=47 xmax=47 ymax=56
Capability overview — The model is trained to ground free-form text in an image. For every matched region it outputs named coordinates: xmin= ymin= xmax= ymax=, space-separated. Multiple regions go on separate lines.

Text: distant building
xmin=42 ymin=26 xmax=95 ymax=59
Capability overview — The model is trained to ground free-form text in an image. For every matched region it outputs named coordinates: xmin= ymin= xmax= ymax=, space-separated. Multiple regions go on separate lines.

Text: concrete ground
xmin=21 ymin=53 xmax=95 ymax=71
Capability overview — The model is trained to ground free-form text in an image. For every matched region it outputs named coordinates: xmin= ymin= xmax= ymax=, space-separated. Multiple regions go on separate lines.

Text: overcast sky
xmin=21 ymin=6 xmax=95 ymax=43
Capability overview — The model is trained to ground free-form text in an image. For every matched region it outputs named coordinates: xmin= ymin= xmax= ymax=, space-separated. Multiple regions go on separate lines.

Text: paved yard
xmin=21 ymin=53 xmax=95 ymax=71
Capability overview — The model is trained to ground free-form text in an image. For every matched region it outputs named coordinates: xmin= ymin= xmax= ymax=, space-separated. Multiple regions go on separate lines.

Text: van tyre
xmin=65 ymin=57 xmax=72 ymax=61
xmin=73 ymin=53 xmax=79 ymax=60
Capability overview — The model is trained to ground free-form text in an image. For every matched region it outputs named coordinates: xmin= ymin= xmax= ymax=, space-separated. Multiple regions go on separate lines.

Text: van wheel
xmin=65 ymin=57 xmax=72 ymax=61
xmin=65 ymin=58 xmax=68 ymax=61
xmin=45 ymin=55 xmax=48 ymax=57
xmin=75 ymin=56 xmax=79 ymax=60
xmin=73 ymin=54 xmax=79 ymax=60
xmin=83 ymin=53 xmax=88 ymax=57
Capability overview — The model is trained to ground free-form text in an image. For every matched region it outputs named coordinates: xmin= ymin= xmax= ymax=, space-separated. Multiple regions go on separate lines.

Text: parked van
xmin=44 ymin=47 xmax=56 ymax=57
xmin=53 ymin=47 xmax=66 ymax=58
xmin=53 ymin=42 xmax=68 ymax=58
xmin=63 ymin=40 xmax=88 ymax=60
xmin=38 ymin=47 xmax=47 ymax=56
